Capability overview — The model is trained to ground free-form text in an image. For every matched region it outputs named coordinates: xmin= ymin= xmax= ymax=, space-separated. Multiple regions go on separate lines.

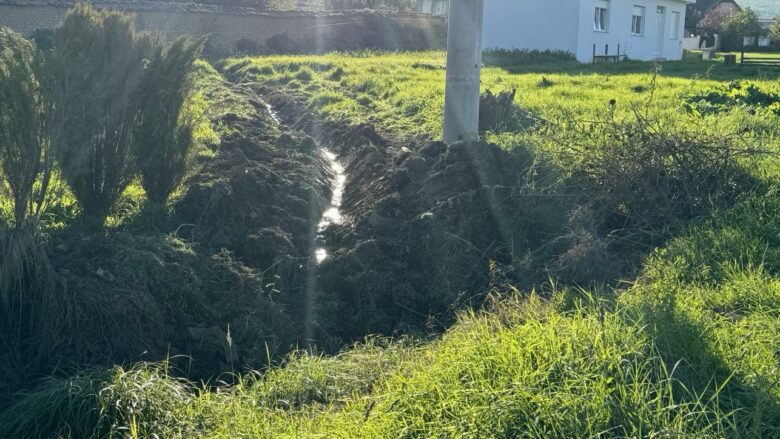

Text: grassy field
xmin=2 ymin=52 xmax=780 ymax=437
xmin=224 ymin=51 xmax=780 ymax=145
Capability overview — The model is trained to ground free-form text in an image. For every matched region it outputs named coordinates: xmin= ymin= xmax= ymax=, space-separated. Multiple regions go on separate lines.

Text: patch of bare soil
xmin=174 ymin=84 xmax=335 ymax=363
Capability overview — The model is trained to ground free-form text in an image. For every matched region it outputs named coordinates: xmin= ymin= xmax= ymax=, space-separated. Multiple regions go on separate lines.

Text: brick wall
xmin=0 ymin=2 xmax=446 ymax=54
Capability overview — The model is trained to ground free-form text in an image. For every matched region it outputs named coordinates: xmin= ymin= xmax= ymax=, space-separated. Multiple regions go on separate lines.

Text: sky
xmin=738 ymin=0 xmax=780 ymax=18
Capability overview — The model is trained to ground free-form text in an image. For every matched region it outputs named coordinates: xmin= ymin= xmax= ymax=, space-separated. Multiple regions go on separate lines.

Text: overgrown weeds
xmin=543 ymin=107 xmax=766 ymax=282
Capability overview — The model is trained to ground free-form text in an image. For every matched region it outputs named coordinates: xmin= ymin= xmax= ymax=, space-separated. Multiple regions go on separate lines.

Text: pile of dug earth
xmin=251 ymin=89 xmax=546 ymax=348
xmin=179 ymin=75 xmax=548 ymax=355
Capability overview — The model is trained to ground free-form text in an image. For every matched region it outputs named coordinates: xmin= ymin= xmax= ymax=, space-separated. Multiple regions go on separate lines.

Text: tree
xmin=133 ymin=36 xmax=205 ymax=204
xmin=768 ymin=16 xmax=780 ymax=44
xmin=722 ymin=8 xmax=765 ymax=50
xmin=50 ymin=4 xmax=149 ymax=221
xmin=0 ymin=28 xmax=54 ymax=227
xmin=697 ymin=7 xmax=735 ymax=35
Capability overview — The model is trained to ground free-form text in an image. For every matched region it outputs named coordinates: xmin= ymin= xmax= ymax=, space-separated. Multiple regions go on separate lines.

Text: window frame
xmin=594 ymin=4 xmax=610 ymax=32
xmin=631 ymin=5 xmax=645 ymax=36
xmin=669 ymin=11 xmax=681 ymax=39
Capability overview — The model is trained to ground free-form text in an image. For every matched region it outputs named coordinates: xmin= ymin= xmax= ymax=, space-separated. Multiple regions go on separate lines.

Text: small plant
xmin=134 ymin=36 xmax=205 ymax=205
xmin=478 ymin=88 xmax=539 ymax=133
xmin=537 ymin=76 xmax=554 ymax=88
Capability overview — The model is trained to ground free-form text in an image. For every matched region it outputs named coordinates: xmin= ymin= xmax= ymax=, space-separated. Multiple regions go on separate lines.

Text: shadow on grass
xmin=637 ymin=293 xmax=780 ymax=437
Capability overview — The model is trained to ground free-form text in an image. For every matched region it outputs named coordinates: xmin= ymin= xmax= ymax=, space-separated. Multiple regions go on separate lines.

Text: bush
xmin=545 ymin=109 xmax=762 ymax=282
xmin=50 ymin=5 xmax=148 ymax=221
xmin=0 ymin=28 xmax=54 ymax=226
xmin=134 ymin=37 xmax=205 ymax=204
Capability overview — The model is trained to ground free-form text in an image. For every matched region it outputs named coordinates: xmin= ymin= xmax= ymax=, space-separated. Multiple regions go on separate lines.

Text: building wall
xmin=577 ymin=0 xmax=688 ymax=62
xmin=416 ymin=0 xmax=448 ymax=15
xmin=0 ymin=2 xmax=446 ymax=54
xmin=482 ymin=0 xmax=689 ymax=63
xmin=482 ymin=0 xmax=582 ymax=55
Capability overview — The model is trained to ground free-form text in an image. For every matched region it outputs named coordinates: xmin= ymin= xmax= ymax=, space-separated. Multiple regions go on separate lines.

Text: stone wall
xmin=0 ymin=1 xmax=446 ymax=54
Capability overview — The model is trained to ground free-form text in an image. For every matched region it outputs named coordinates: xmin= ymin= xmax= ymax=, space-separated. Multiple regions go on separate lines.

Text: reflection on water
xmin=315 ymin=149 xmax=346 ymax=264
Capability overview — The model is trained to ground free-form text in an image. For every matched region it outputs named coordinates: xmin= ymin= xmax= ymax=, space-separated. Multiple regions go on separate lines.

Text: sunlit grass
xmin=224 ymin=51 xmax=780 ymax=149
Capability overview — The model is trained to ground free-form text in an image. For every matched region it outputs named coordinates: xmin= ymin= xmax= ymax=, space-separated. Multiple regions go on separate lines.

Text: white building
xmin=483 ymin=0 xmax=694 ymax=63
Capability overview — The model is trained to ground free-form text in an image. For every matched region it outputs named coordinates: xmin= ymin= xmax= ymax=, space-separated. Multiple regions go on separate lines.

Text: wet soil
xmin=253 ymin=86 xmax=544 ymax=347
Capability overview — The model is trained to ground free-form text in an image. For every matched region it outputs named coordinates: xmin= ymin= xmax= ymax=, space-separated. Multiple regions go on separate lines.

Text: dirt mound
xmin=316 ymin=138 xmax=545 ymax=343
xmin=176 ymin=86 xmax=333 ymax=304
xmin=261 ymin=88 xmax=557 ymax=345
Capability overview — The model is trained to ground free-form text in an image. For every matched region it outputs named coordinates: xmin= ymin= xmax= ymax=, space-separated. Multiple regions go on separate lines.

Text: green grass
xmin=223 ymin=51 xmax=780 ymax=148
xmin=4 ymin=257 xmax=778 ymax=437
xmin=3 ymin=53 xmax=780 ymax=437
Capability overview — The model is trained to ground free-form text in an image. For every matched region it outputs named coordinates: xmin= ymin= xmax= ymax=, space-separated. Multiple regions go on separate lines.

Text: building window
xmin=669 ymin=11 xmax=680 ymax=39
xmin=594 ymin=0 xmax=609 ymax=32
xmin=631 ymin=6 xmax=645 ymax=36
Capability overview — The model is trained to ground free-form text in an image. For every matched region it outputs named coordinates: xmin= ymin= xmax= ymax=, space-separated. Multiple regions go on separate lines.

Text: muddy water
xmin=261 ymin=99 xmax=346 ymax=264
xmin=315 ymin=150 xmax=346 ymax=263
xmin=264 ymin=102 xmax=282 ymax=126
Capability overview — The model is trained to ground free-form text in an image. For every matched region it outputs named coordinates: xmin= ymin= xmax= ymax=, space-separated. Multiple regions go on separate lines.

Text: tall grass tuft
xmin=0 ymin=225 xmax=64 ymax=401
xmin=0 ymin=364 xmax=197 ymax=439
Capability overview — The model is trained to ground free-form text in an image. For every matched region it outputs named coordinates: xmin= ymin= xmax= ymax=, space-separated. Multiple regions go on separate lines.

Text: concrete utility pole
xmin=443 ymin=0 xmax=484 ymax=144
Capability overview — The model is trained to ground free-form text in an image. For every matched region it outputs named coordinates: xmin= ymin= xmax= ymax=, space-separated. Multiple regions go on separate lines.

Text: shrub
xmin=546 ymin=109 xmax=762 ymax=282
xmin=49 ymin=5 xmax=148 ymax=221
xmin=0 ymin=28 xmax=54 ymax=227
xmin=134 ymin=37 xmax=205 ymax=204
xmin=265 ymin=33 xmax=300 ymax=54
xmin=479 ymin=89 xmax=518 ymax=132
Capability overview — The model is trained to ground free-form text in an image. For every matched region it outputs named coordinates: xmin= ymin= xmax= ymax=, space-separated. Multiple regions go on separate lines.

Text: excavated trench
xmin=255 ymin=85 xmax=546 ymax=348
xmin=179 ymin=74 xmax=545 ymax=355
xmin=260 ymin=98 xmax=347 ymax=265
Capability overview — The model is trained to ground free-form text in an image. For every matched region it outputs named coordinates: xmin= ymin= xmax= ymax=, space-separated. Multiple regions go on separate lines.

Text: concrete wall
xmin=0 ymin=1 xmax=446 ymax=54
xmin=482 ymin=0 xmax=581 ymax=55
xmin=482 ymin=0 xmax=690 ymax=63
xmin=683 ymin=35 xmax=701 ymax=51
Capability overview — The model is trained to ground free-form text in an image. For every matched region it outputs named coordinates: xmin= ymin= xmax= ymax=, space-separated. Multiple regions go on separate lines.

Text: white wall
xmin=575 ymin=0 xmax=687 ymax=62
xmin=683 ymin=36 xmax=701 ymax=51
xmin=482 ymin=0 xmax=582 ymax=55
xmin=482 ymin=0 xmax=689 ymax=63
xmin=417 ymin=0 xmax=448 ymax=15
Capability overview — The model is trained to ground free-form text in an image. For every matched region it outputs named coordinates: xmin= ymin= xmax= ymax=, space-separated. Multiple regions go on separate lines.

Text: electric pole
xmin=443 ymin=0 xmax=484 ymax=144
